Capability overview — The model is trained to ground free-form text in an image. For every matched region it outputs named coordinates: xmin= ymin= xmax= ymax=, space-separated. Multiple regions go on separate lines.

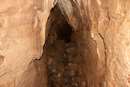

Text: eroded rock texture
xmin=57 ymin=0 xmax=130 ymax=87
xmin=0 ymin=0 xmax=54 ymax=87
xmin=0 ymin=0 xmax=130 ymax=87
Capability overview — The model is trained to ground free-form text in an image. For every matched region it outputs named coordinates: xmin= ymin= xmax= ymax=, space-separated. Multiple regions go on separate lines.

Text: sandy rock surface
xmin=0 ymin=0 xmax=54 ymax=87
xmin=0 ymin=0 xmax=130 ymax=87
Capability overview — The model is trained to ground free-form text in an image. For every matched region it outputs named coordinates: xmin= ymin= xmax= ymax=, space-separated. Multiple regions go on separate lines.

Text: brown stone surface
xmin=0 ymin=0 xmax=54 ymax=87
xmin=0 ymin=0 xmax=130 ymax=87
xmin=57 ymin=0 xmax=130 ymax=87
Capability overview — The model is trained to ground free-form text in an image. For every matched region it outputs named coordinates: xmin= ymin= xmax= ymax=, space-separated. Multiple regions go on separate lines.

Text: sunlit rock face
xmin=0 ymin=0 xmax=54 ymax=87
xmin=0 ymin=0 xmax=130 ymax=87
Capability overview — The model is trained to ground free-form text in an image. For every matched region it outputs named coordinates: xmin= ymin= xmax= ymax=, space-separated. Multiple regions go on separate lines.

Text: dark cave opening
xmin=57 ymin=21 xmax=72 ymax=43
xmin=45 ymin=4 xmax=73 ymax=44
xmin=45 ymin=5 xmax=87 ymax=87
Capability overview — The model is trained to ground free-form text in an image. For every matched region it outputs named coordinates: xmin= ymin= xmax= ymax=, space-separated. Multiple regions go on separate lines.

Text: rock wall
xmin=0 ymin=0 xmax=54 ymax=87
xmin=0 ymin=0 xmax=130 ymax=87
xmin=57 ymin=0 xmax=130 ymax=87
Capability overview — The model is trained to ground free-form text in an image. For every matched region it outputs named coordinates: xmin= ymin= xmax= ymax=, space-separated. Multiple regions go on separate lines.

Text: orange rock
xmin=0 ymin=19 xmax=4 ymax=27
xmin=0 ymin=55 xmax=4 ymax=65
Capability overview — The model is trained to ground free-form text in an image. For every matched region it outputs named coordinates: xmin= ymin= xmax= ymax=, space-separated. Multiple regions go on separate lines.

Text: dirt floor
xmin=46 ymin=37 xmax=87 ymax=87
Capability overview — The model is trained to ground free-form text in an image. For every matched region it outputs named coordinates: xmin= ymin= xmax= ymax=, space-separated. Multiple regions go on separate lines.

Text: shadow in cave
xmin=45 ymin=4 xmax=72 ymax=44
xmin=45 ymin=4 xmax=87 ymax=87
xmin=57 ymin=21 xmax=72 ymax=43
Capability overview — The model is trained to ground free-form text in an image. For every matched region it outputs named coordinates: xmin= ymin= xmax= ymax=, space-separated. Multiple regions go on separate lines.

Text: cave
xmin=45 ymin=5 xmax=87 ymax=87
xmin=0 ymin=0 xmax=130 ymax=87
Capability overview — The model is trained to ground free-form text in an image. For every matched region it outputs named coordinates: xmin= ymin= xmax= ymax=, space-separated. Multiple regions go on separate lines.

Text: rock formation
xmin=0 ymin=0 xmax=130 ymax=87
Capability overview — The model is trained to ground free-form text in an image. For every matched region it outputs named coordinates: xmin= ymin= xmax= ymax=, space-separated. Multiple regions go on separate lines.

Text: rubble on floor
xmin=46 ymin=39 xmax=87 ymax=87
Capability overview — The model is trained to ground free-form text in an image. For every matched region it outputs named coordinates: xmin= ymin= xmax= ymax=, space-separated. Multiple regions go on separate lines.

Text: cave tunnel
xmin=44 ymin=5 xmax=87 ymax=87
xmin=0 ymin=0 xmax=129 ymax=87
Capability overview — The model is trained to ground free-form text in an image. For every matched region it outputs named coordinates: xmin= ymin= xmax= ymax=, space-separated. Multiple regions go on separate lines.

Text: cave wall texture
xmin=0 ymin=0 xmax=54 ymax=87
xmin=0 ymin=0 xmax=130 ymax=87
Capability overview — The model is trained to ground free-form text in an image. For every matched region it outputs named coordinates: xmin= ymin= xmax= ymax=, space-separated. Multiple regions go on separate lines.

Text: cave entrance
xmin=45 ymin=5 xmax=87 ymax=87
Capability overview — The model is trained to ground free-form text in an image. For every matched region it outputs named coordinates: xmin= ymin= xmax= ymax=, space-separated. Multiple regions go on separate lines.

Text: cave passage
xmin=45 ymin=5 xmax=87 ymax=87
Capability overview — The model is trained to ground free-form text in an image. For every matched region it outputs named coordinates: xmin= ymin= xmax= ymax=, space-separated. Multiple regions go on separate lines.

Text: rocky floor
xmin=46 ymin=39 xmax=87 ymax=87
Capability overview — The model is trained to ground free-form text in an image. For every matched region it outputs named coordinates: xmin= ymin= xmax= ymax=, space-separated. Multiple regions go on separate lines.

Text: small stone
xmin=68 ymin=63 xmax=78 ymax=70
xmin=66 ymin=47 xmax=77 ymax=55
xmin=72 ymin=83 xmax=78 ymax=87
xmin=70 ymin=70 xmax=74 ymax=76
xmin=82 ymin=81 xmax=86 ymax=87
xmin=68 ymin=63 xmax=77 ymax=67
xmin=48 ymin=36 xmax=55 ymax=44
xmin=52 ymin=69 xmax=56 ymax=73
xmin=47 ymin=57 xmax=53 ymax=65
xmin=65 ymin=41 xmax=75 ymax=47
xmin=64 ymin=54 xmax=67 ymax=57
xmin=58 ymin=73 xmax=61 ymax=77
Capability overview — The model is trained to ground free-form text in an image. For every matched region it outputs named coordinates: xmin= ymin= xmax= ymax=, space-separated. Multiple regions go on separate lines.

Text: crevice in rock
xmin=45 ymin=5 xmax=87 ymax=87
